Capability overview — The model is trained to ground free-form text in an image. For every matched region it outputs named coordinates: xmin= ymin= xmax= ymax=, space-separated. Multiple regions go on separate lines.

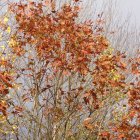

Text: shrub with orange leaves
xmin=0 ymin=0 xmax=139 ymax=139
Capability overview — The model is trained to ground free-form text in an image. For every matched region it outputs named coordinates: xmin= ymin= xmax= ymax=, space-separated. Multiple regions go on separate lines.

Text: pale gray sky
xmin=118 ymin=0 xmax=140 ymax=26
xmin=91 ymin=0 xmax=140 ymax=27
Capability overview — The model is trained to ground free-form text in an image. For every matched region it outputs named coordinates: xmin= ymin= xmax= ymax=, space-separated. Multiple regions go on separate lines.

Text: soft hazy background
xmin=119 ymin=0 xmax=140 ymax=26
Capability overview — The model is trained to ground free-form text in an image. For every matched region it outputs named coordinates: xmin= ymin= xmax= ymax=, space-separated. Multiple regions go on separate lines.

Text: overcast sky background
xmin=118 ymin=0 xmax=140 ymax=26
xmin=93 ymin=0 xmax=140 ymax=27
